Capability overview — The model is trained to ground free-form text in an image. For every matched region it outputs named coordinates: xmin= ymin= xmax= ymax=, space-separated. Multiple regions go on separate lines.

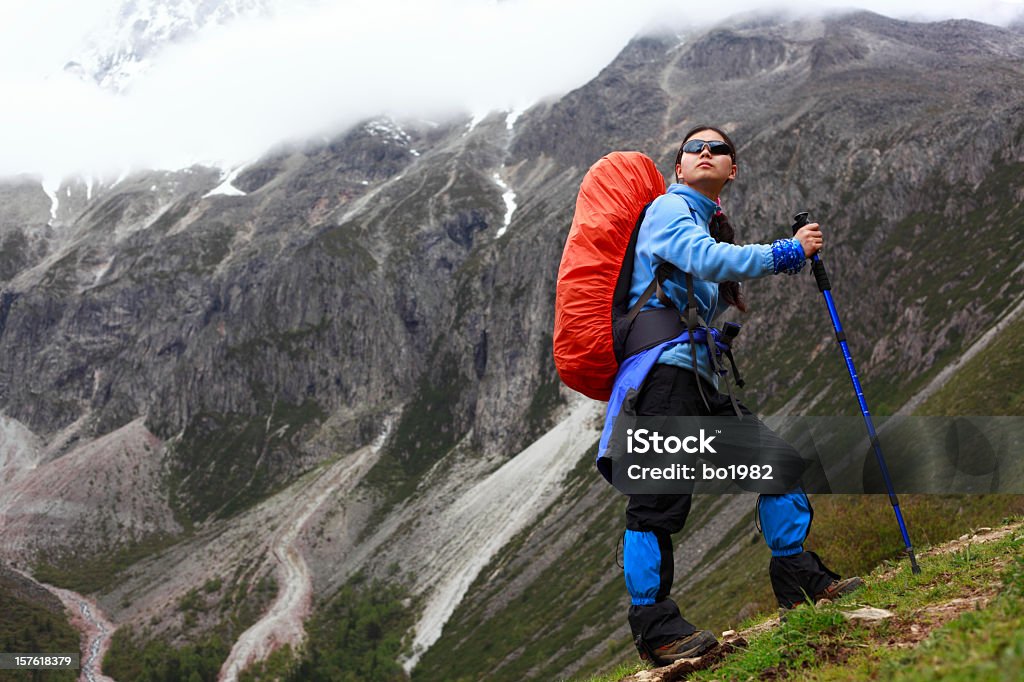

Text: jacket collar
xmin=667 ymin=183 xmax=717 ymax=226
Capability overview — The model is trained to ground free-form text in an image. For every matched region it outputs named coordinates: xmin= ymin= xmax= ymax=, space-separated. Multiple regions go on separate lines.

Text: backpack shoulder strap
xmin=625 ymin=262 xmax=673 ymax=327
xmin=683 ymin=271 xmax=713 ymax=413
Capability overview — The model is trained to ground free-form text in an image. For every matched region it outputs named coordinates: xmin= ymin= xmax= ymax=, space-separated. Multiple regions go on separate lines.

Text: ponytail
xmin=709 ymin=210 xmax=747 ymax=313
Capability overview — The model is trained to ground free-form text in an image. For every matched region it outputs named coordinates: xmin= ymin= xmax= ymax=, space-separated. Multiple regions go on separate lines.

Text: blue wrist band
xmin=771 ymin=238 xmax=806 ymax=275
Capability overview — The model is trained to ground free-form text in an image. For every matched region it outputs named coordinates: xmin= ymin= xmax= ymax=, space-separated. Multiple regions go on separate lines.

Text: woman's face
xmin=675 ymin=129 xmax=737 ymax=195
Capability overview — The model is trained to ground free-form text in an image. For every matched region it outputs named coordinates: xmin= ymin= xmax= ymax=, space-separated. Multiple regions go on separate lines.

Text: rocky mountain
xmin=1 ymin=9 xmax=1023 ymax=682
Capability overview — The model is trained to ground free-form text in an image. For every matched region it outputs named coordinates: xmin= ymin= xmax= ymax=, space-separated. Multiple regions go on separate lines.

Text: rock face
xmin=1 ymin=9 xmax=1023 ymax=681
xmin=0 ymin=418 xmax=178 ymax=561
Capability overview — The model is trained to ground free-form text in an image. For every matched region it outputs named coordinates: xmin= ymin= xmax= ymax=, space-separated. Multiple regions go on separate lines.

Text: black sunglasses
xmin=680 ymin=139 xmax=734 ymax=157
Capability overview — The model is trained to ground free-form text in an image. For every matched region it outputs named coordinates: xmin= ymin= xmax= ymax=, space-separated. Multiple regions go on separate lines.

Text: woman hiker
xmin=607 ymin=125 xmax=864 ymax=666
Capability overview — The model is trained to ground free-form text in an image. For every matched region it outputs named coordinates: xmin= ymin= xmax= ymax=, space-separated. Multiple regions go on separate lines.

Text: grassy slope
xmin=914 ymin=307 xmax=1024 ymax=417
xmin=413 ymin=275 xmax=1024 ymax=680
xmin=695 ymin=519 xmax=1024 ymax=681
xmin=570 ymin=335 xmax=1024 ymax=681
xmin=583 ymin=518 xmax=1024 ymax=682
xmin=0 ymin=577 xmax=79 ymax=682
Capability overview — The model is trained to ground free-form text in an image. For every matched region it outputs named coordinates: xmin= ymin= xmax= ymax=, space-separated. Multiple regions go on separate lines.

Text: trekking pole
xmin=792 ymin=212 xmax=921 ymax=575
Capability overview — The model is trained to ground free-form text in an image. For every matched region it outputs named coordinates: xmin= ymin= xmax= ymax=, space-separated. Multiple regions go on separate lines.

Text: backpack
xmin=553 ymin=152 xmax=668 ymax=401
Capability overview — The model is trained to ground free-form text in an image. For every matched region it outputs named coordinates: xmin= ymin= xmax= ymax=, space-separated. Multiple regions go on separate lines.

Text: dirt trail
xmin=217 ymin=444 xmax=378 ymax=681
xmin=874 ymin=521 xmax=1023 ymax=581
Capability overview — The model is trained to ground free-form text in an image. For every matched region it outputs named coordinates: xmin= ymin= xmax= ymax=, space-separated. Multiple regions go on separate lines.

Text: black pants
xmin=624 ymin=364 xmax=838 ymax=648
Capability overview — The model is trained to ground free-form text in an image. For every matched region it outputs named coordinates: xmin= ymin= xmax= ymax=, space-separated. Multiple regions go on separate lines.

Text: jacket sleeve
xmin=646 ymin=195 xmax=775 ymax=282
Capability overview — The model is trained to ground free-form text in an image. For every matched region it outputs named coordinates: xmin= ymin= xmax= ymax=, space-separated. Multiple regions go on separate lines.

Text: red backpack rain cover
xmin=553 ymin=152 xmax=666 ymax=401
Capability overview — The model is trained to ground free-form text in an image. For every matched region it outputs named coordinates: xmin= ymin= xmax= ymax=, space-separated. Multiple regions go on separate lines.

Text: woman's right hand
xmin=794 ymin=222 xmax=823 ymax=258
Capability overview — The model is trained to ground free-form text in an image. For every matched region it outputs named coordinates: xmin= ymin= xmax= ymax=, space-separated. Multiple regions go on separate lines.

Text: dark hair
xmin=675 ymin=125 xmax=746 ymax=312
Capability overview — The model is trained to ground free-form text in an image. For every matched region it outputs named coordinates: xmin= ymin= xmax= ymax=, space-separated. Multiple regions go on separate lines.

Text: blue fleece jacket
xmin=629 ymin=184 xmax=792 ymax=386
xmin=597 ymin=184 xmax=806 ymax=480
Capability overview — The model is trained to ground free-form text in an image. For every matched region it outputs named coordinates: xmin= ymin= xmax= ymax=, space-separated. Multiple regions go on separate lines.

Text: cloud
xmin=1 ymin=0 xmax=1021 ymax=179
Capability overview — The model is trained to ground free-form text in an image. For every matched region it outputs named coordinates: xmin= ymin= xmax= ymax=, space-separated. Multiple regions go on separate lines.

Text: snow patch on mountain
xmin=492 ymin=172 xmax=517 ymax=238
xmin=506 ymin=106 xmax=527 ymax=131
xmin=204 ymin=165 xmax=248 ymax=197
xmin=465 ymin=111 xmax=489 ymax=135
xmin=40 ymin=177 xmax=61 ymax=224
xmin=365 ymin=118 xmax=413 ymax=147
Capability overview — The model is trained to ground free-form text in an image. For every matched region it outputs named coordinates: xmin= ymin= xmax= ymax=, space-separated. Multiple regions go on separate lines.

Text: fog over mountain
xmin=2 ymin=0 xmax=1023 ymax=178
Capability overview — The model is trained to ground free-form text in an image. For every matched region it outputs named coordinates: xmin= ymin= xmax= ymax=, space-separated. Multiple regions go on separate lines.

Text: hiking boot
xmin=814 ymin=576 xmax=865 ymax=602
xmin=779 ymin=578 xmax=865 ymax=621
xmin=650 ymin=629 xmax=718 ymax=664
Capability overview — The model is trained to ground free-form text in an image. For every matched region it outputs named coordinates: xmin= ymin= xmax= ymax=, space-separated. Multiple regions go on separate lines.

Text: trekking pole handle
xmin=791 ymin=212 xmax=810 ymax=232
xmin=791 ymin=212 xmax=831 ymax=292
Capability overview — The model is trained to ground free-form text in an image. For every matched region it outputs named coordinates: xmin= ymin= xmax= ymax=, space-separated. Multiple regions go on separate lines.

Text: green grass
xmin=551 ymin=497 xmax=1024 ymax=682
xmin=32 ymin=532 xmax=184 ymax=594
xmin=791 ymin=524 xmax=1024 ymax=681
xmin=693 ymin=605 xmax=867 ymax=681
xmin=0 ymin=578 xmax=79 ymax=682
xmin=571 ymin=660 xmax=646 ymax=682
xmin=102 ymin=562 xmax=279 ymax=681
xmin=102 ymin=626 xmax=230 ymax=682
xmin=168 ymin=396 xmax=326 ymax=524
xmin=236 ymin=575 xmax=415 ymax=682
xmin=876 ymin=558 xmax=1024 ymax=681
xmin=803 ymin=496 xmax=1024 ymax=583
xmin=648 ymin=495 xmax=1024 ymax=650
xmin=916 ymin=309 xmax=1024 ymax=417
xmin=410 ymin=447 xmax=1024 ymax=681
xmin=681 ymin=516 xmax=1024 ymax=682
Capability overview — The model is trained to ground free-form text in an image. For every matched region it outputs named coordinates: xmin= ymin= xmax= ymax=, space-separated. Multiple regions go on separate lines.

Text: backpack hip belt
xmin=624 ymin=270 xmax=746 ymax=417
